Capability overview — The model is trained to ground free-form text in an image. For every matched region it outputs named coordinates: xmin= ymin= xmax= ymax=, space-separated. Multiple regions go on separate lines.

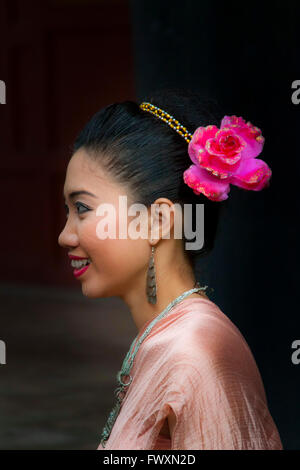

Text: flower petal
xmin=230 ymin=157 xmax=272 ymax=191
xmin=221 ymin=115 xmax=265 ymax=159
xmin=188 ymin=125 xmax=218 ymax=166
xmin=221 ymin=115 xmax=246 ymax=128
xmin=238 ymin=129 xmax=265 ymax=160
xmin=183 ymin=164 xmax=231 ymax=201
xmin=207 ymin=128 xmax=246 ymax=158
xmin=197 ymin=149 xmax=241 ymax=177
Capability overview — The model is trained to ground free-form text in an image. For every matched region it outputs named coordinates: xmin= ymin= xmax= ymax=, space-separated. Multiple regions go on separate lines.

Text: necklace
xmin=99 ymin=283 xmax=208 ymax=448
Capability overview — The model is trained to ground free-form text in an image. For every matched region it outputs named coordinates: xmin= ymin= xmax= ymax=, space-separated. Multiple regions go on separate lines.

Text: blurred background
xmin=0 ymin=0 xmax=299 ymax=450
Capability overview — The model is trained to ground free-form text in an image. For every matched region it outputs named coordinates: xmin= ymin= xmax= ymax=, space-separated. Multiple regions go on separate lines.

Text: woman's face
xmin=58 ymin=148 xmax=151 ymax=299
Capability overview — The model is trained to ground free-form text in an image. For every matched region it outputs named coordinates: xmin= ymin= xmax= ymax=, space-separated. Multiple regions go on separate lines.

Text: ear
xmin=148 ymin=198 xmax=176 ymax=242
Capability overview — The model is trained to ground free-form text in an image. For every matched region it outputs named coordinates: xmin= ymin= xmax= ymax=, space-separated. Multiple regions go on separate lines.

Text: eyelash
xmin=64 ymin=202 xmax=90 ymax=216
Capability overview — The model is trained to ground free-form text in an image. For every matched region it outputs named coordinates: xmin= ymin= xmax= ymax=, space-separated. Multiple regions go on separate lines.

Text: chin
xmin=81 ymin=284 xmax=104 ymax=299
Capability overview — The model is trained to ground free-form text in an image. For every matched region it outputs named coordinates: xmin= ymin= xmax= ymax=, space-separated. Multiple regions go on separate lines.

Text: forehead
xmin=66 ymin=149 xmax=103 ymax=181
xmin=63 ymin=149 xmax=132 ymax=202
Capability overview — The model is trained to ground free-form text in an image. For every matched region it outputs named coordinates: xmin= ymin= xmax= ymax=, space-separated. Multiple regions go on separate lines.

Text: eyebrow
xmin=64 ymin=190 xmax=97 ymax=201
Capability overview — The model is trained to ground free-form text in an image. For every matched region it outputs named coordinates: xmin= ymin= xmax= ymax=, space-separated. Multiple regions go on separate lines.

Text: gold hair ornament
xmin=139 ymin=101 xmax=193 ymax=143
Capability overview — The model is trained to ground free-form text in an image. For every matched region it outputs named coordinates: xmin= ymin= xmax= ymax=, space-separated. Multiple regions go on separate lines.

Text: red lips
xmin=68 ymin=254 xmax=89 ymax=260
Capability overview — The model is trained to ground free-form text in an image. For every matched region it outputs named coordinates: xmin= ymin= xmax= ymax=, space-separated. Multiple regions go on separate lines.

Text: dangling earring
xmin=146 ymin=245 xmax=157 ymax=304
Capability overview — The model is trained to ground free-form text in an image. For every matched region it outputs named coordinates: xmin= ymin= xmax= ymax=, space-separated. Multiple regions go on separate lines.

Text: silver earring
xmin=146 ymin=245 xmax=157 ymax=304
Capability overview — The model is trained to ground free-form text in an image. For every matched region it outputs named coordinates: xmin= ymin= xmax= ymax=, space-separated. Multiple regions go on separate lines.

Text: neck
xmin=120 ymin=263 xmax=201 ymax=333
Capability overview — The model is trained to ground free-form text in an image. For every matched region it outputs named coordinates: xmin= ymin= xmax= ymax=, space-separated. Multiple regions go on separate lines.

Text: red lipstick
xmin=73 ymin=264 xmax=90 ymax=278
xmin=68 ymin=254 xmax=89 ymax=260
xmin=68 ymin=254 xmax=91 ymax=277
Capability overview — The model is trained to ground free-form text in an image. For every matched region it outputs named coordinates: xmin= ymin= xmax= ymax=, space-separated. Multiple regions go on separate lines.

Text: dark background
xmin=0 ymin=0 xmax=299 ymax=449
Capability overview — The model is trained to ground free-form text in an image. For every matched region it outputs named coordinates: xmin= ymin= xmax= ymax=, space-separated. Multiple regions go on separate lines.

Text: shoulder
xmin=141 ymin=297 xmax=258 ymax=385
xmin=169 ymin=298 xmax=248 ymax=357
xmin=161 ymin=298 xmax=260 ymax=385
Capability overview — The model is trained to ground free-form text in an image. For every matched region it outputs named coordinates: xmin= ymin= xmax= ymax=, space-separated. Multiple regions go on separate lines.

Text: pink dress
xmin=97 ymin=297 xmax=283 ymax=450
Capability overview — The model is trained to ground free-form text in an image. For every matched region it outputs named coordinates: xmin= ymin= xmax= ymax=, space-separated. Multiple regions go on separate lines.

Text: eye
xmin=75 ymin=202 xmax=90 ymax=214
xmin=64 ymin=203 xmax=69 ymax=217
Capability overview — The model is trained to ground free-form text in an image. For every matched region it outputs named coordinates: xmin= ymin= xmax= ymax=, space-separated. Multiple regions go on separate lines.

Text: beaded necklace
xmin=99 ymin=283 xmax=208 ymax=448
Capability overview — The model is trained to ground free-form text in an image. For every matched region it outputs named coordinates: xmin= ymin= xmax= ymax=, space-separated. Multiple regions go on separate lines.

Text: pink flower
xmin=183 ymin=115 xmax=272 ymax=201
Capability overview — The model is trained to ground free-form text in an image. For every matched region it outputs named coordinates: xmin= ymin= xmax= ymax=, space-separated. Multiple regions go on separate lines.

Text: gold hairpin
xmin=139 ymin=101 xmax=193 ymax=143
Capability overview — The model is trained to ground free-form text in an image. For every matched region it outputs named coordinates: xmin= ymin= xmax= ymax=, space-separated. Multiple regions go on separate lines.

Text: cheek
xmin=77 ymin=220 xmax=99 ymax=250
xmin=93 ymin=238 xmax=148 ymax=275
xmin=79 ymin=219 xmax=149 ymax=275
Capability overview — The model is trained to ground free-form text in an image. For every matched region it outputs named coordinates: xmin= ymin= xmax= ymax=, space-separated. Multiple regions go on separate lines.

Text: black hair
xmin=72 ymin=87 xmax=229 ymax=272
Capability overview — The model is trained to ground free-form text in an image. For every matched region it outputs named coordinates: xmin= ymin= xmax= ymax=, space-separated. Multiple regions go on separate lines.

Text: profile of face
xmin=58 ymin=148 xmax=155 ymax=299
xmin=58 ymin=148 xmax=195 ymax=298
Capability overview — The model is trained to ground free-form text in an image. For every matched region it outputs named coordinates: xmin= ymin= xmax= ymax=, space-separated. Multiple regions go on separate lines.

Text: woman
xmin=58 ymin=88 xmax=283 ymax=450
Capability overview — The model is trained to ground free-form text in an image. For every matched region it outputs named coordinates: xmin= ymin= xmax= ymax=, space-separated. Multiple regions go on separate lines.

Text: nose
xmin=58 ymin=219 xmax=79 ymax=249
